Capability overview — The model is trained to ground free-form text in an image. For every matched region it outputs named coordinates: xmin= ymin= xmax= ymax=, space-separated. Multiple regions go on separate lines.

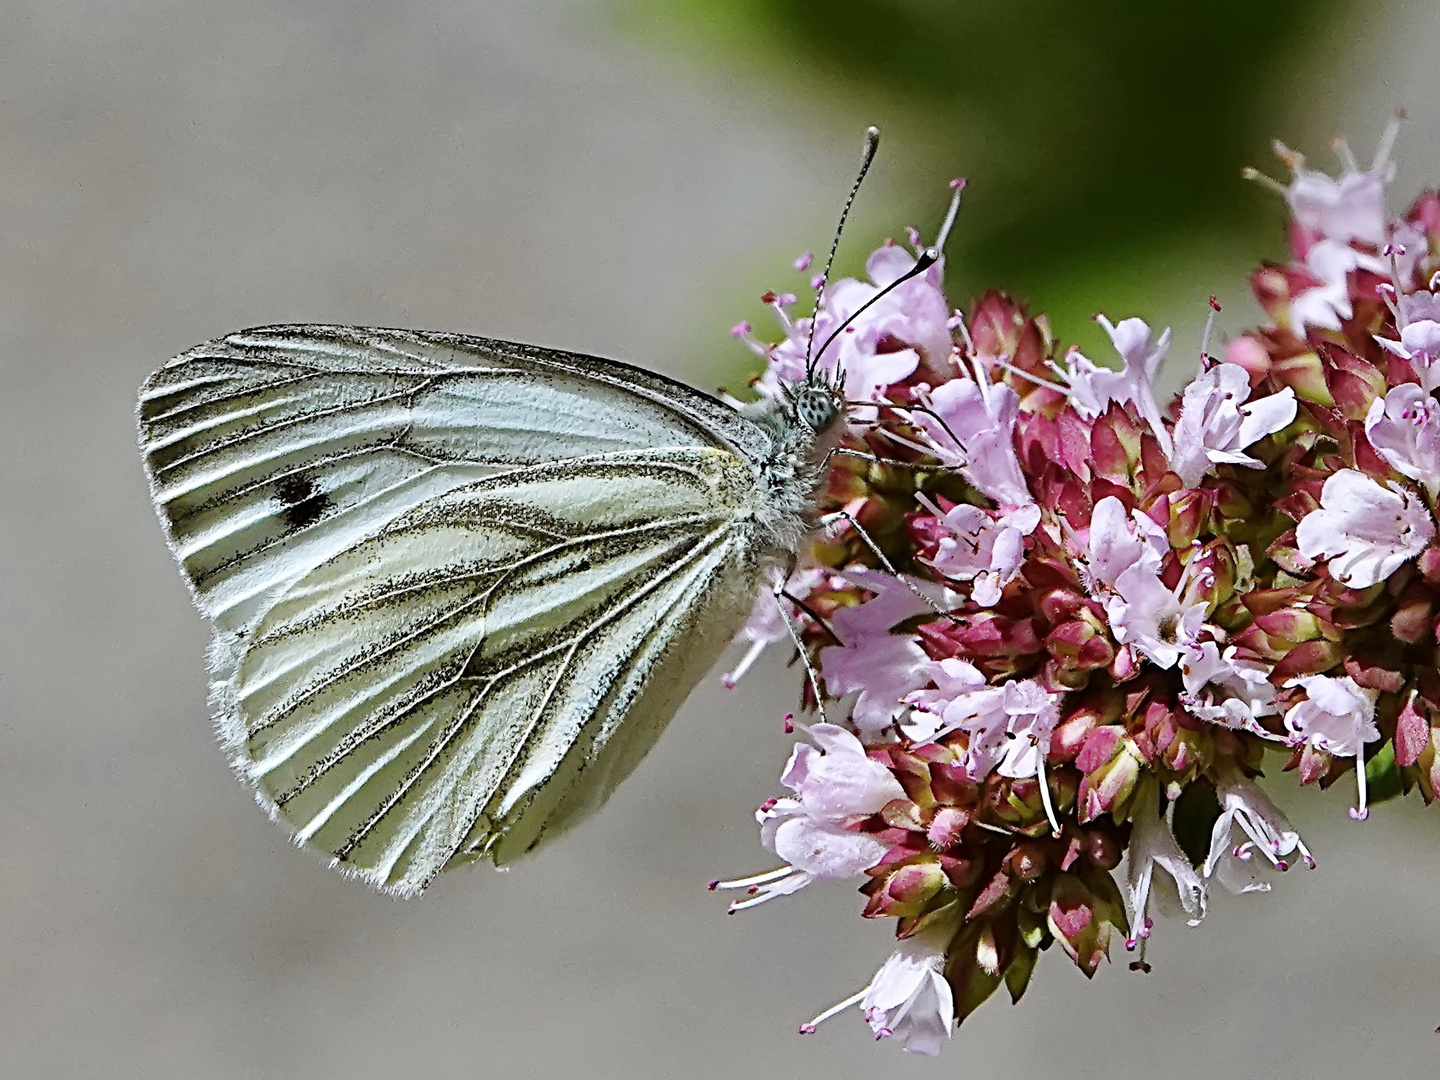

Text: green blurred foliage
xmin=626 ymin=0 xmax=1350 ymax=358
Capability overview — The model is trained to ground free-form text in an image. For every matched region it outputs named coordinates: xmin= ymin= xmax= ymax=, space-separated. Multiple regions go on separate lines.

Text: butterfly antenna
xmin=810 ymin=174 xmax=964 ymax=370
xmin=812 ymin=248 xmax=937 ymax=368
xmin=805 ymin=126 xmax=882 ymax=381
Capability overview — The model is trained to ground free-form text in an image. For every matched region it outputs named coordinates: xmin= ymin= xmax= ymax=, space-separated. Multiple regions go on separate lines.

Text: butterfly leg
xmin=768 ymin=583 xmax=830 ymax=725
xmin=820 ymin=446 xmax=961 ymax=472
xmin=777 ymin=587 xmax=840 ymax=647
xmin=817 ymin=508 xmax=961 ymax=624
xmin=840 ymin=399 xmax=971 ymax=462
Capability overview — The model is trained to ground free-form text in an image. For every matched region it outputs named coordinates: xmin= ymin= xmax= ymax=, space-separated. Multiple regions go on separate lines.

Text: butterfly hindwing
xmin=139 ymin=326 xmax=773 ymax=892
xmin=211 ymin=449 xmax=758 ymax=894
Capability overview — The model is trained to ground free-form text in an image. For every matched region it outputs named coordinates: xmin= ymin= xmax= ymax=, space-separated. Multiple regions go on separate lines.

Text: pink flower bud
xmin=1084 ymin=828 xmax=1122 ymax=870
xmin=927 ymin=807 xmax=969 ymax=850
xmin=1324 ymin=344 xmax=1387 ymax=418
xmin=1342 ymin=652 xmax=1405 ymax=693
xmin=1091 ymin=410 xmax=1139 ymax=481
xmin=1077 ymin=738 xmax=1143 ymax=822
xmin=1037 ymin=586 xmax=1087 ymax=624
xmin=1270 ymin=349 xmax=1334 ymax=406
xmin=1271 ymin=639 xmax=1347 ymax=681
xmin=1006 ymin=841 xmax=1049 ymax=882
xmin=967 ymin=868 xmax=1018 ymax=919
xmin=1225 ymin=333 xmax=1272 ymax=380
xmin=1395 ymin=693 xmax=1432 ymax=768
xmin=1296 ymin=742 xmax=1333 ymax=785
xmin=939 ymin=853 xmax=981 ymax=890
xmin=882 ymin=799 xmax=926 ymax=831
xmin=1075 ymin=725 xmax=1123 ymax=774
xmin=1254 ymin=607 xmax=1323 ymax=644
xmin=1051 ymin=709 xmax=1099 ymax=761
xmin=1388 ymin=589 xmax=1434 ymax=643
xmin=1165 ymin=489 xmax=1212 ymax=548
xmin=864 ymin=859 xmax=947 ymax=919
xmin=1109 ymin=644 xmax=1141 ymax=683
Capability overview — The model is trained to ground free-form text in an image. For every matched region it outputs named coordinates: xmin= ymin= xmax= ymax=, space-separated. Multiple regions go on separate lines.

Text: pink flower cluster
xmin=715 ymin=117 xmax=1440 ymax=1055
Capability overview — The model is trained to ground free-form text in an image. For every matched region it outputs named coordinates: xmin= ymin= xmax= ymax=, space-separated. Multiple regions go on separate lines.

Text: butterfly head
xmin=791 ymin=371 xmax=847 ymax=435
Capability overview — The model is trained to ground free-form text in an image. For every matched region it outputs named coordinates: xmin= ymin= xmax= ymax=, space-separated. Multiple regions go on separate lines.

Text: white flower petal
xmin=1295 ymin=469 xmax=1435 ymax=588
xmin=771 ymin=817 xmax=888 ymax=880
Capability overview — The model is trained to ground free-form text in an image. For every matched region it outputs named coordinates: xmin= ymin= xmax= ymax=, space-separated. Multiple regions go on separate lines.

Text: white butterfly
xmin=136 ymin=128 xmax=949 ymax=897
xmin=138 ymin=323 xmax=850 ymax=895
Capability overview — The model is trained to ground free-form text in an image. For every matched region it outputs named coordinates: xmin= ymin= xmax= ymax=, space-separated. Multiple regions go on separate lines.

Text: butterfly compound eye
xmin=795 ymin=386 xmax=840 ymax=432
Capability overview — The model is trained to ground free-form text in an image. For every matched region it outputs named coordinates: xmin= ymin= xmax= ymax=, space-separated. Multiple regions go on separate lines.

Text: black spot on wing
xmin=274 ymin=473 xmax=330 ymax=530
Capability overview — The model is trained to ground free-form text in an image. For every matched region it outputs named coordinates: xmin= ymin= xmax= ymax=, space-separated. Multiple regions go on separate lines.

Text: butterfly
xmin=136 ymin=129 xmax=935 ymax=896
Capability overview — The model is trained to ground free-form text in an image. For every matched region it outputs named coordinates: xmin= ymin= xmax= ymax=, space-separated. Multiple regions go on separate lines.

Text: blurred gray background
xmin=4 ymin=1 xmax=1440 ymax=1077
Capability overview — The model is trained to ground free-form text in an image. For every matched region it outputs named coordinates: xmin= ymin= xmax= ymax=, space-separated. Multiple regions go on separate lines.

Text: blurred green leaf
xmin=1171 ymin=775 xmax=1222 ymax=867
xmin=626 ymin=0 xmax=1350 ymax=353
xmin=1366 ymin=741 xmax=1404 ymax=806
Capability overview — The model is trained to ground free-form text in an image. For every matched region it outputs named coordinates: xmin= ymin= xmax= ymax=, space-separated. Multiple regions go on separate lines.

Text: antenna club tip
xmin=1208 ymin=296 xmax=1221 ymax=311
xmin=865 ymin=125 xmax=881 ymax=141
xmin=949 ymin=177 xmax=967 ymax=191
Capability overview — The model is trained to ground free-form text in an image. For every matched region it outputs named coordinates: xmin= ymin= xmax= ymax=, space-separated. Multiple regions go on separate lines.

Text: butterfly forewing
xmin=139 ymin=325 xmax=767 ymax=632
xmin=139 ymin=326 xmax=774 ymax=893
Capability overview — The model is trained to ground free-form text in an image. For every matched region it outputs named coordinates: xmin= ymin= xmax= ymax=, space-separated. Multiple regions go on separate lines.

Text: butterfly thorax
xmin=737 ymin=378 xmax=847 ymax=556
